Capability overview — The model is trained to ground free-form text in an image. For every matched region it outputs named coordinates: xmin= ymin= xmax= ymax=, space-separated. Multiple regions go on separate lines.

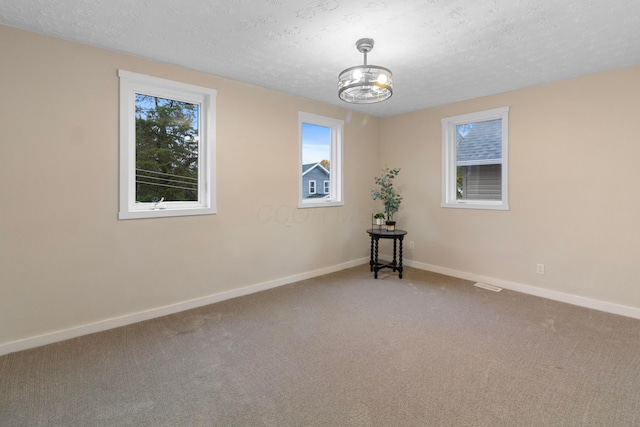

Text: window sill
xmin=297 ymin=200 xmax=344 ymax=209
xmin=119 ymin=206 xmax=217 ymax=220
xmin=441 ymin=201 xmax=509 ymax=211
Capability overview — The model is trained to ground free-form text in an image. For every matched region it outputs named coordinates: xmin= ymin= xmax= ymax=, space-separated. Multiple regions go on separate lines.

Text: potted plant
xmin=373 ymin=212 xmax=385 ymax=226
xmin=371 ymin=167 xmax=402 ymax=231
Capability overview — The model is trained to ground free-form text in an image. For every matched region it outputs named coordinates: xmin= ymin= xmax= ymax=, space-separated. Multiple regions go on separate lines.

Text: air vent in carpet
xmin=474 ymin=282 xmax=502 ymax=292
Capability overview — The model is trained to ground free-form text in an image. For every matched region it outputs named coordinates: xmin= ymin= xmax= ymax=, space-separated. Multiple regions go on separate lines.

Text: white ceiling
xmin=2 ymin=0 xmax=640 ymax=117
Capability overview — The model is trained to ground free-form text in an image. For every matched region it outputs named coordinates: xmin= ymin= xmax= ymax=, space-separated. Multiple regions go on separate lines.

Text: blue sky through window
xmin=302 ymin=123 xmax=330 ymax=164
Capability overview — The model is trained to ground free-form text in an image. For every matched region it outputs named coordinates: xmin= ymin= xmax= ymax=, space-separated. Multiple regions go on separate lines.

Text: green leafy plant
xmin=373 ymin=212 xmax=385 ymax=219
xmin=371 ymin=168 xmax=402 ymax=222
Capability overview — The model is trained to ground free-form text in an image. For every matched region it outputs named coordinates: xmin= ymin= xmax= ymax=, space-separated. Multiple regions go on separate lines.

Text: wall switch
xmin=536 ymin=263 xmax=545 ymax=275
xmin=409 ymin=241 xmax=415 ymax=249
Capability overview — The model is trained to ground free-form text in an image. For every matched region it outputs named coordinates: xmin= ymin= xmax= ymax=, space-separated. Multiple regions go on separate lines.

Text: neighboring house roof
xmin=457 ymin=119 xmax=502 ymax=166
xmin=302 ymin=162 xmax=330 ymax=176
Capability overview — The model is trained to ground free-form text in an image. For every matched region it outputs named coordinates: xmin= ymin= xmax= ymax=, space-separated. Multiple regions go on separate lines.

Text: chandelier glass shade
xmin=338 ymin=38 xmax=393 ymax=104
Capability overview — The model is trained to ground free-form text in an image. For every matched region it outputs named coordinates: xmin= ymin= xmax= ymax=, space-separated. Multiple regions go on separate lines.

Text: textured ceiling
xmin=2 ymin=0 xmax=640 ymax=117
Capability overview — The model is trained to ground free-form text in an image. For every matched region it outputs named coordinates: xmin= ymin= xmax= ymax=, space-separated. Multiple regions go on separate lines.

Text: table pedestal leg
xmin=392 ymin=239 xmax=397 ymax=267
xmin=369 ymin=237 xmax=374 ymax=271
xmin=398 ymin=237 xmax=404 ymax=279
xmin=374 ymin=238 xmax=379 ymax=279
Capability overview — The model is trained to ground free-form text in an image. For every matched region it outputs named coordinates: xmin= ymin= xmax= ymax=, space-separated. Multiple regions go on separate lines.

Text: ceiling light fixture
xmin=338 ymin=38 xmax=393 ymax=104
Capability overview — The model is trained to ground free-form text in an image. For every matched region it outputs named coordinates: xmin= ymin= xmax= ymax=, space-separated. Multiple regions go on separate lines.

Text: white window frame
xmin=298 ymin=112 xmax=344 ymax=208
xmin=309 ymin=180 xmax=316 ymax=195
xmin=441 ymin=106 xmax=509 ymax=211
xmin=323 ymin=180 xmax=330 ymax=194
xmin=118 ymin=70 xmax=216 ymax=219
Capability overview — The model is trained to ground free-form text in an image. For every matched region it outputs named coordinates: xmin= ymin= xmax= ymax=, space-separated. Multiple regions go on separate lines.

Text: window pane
xmin=456 ymin=119 xmax=502 ymax=201
xmin=298 ymin=112 xmax=344 ymax=208
xmin=301 ymin=123 xmax=330 ymax=200
xmin=457 ymin=164 xmax=502 ymax=200
xmin=135 ymin=94 xmax=199 ymax=202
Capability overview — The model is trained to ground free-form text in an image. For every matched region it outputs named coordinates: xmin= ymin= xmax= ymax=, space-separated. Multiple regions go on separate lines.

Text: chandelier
xmin=338 ymin=38 xmax=393 ymax=104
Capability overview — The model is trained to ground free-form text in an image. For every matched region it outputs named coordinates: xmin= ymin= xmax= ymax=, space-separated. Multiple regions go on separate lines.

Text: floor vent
xmin=474 ymin=282 xmax=502 ymax=292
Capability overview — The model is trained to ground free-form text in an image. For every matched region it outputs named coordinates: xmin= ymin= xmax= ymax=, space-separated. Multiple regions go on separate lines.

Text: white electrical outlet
xmin=536 ymin=263 xmax=545 ymax=275
xmin=409 ymin=241 xmax=415 ymax=249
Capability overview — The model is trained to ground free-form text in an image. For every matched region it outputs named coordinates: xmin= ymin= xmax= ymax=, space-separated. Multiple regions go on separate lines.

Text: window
xmin=299 ymin=112 xmax=344 ymax=208
xmin=441 ymin=107 xmax=509 ymax=210
xmin=119 ymin=70 xmax=216 ymax=219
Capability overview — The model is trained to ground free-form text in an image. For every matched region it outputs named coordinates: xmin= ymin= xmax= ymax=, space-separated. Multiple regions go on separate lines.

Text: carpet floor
xmin=2 ymin=265 xmax=640 ymax=426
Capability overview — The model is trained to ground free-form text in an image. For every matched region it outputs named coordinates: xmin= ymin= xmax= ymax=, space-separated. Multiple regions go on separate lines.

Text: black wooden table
xmin=366 ymin=228 xmax=407 ymax=279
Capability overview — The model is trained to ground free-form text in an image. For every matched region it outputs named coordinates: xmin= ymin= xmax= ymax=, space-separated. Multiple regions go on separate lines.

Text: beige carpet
xmin=2 ymin=265 xmax=640 ymax=426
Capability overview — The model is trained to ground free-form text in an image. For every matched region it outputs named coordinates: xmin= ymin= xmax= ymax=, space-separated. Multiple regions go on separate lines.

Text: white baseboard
xmin=404 ymin=259 xmax=640 ymax=320
xmin=5 ymin=257 xmax=638 ymax=356
xmin=0 ymin=258 xmax=369 ymax=356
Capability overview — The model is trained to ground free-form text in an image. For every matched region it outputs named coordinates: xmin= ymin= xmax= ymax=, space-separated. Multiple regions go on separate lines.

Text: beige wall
xmin=381 ymin=65 xmax=640 ymax=309
xmin=0 ymin=25 xmax=380 ymax=347
xmin=2 ymin=23 xmax=639 ymax=350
